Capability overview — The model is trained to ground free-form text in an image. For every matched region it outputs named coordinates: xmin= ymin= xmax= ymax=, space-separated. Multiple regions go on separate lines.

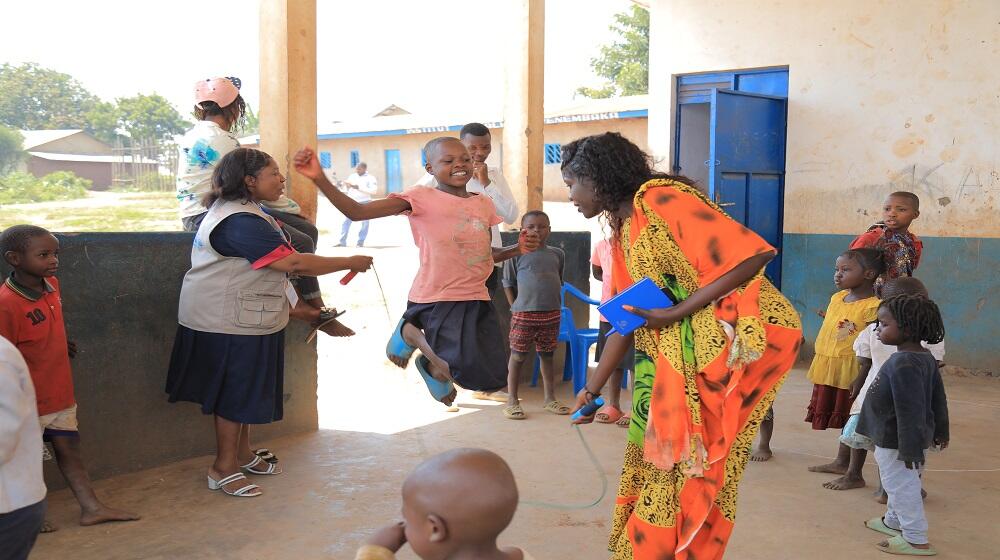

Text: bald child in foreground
xmin=356 ymin=448 xmax=534 ymax=560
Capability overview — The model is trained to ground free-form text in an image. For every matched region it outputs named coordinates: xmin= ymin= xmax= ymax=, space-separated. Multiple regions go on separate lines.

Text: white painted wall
xmin=647 ymin=0 xmax=1000 ymax=237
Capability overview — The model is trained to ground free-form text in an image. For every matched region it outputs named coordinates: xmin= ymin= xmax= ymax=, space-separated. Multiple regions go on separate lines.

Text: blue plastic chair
xmin=530 ymin=283 xmax=601 ymax=394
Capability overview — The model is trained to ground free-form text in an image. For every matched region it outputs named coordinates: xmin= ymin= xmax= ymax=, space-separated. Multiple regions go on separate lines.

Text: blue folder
xmin=597 ymin=277 xmax=674 ymax=336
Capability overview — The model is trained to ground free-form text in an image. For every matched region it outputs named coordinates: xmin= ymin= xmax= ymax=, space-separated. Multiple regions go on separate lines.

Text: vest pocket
xmin=236 ymin=290 xmax=285 ymax=329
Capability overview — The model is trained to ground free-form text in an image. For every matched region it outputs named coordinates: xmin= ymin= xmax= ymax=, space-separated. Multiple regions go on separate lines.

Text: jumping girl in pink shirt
xmin=294 ymin=138 xmax=538 ymax=405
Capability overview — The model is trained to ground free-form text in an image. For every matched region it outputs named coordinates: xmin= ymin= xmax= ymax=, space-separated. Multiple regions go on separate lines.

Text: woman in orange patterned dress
xmin=565 ymin=133 xmax=802 ymax=559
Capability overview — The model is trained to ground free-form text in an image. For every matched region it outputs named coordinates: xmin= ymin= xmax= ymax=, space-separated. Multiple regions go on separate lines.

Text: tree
xmin=242 ymin=105 xmax=260 ymax=136
xmin=0 ymin=63 xmax=100 ymax=129
xmin=576 ymin=6 xmax=649 ymax=99
xmin=115 ymin=93 xmax=190 ymax=141
xmin=85 ymin=101 xmax=121 ymax=144
xmin=0 ymin=124 xmax=25 ymax=174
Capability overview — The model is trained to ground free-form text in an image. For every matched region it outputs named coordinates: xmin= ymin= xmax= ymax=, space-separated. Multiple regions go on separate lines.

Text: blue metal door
xmin=709 ymin=89 xmax=787 ymax=285
xmin=384 ymin=149 xmax=402 ymax=193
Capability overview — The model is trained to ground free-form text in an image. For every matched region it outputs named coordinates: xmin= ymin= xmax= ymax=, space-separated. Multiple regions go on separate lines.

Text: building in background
xmin=242 ymin=95 xmax=649 ymax=202
xmin=19 ymin=130 xmax=117 ymax=189
xmin=643 ymin=0 xmax=1000 ymax=371
xmin=18 ymin=129 xmax=161 ymax=190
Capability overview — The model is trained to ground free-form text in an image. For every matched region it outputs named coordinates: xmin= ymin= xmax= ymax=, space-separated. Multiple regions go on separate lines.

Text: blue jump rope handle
xmin=572 ymin=397 xmax=605 ymax=421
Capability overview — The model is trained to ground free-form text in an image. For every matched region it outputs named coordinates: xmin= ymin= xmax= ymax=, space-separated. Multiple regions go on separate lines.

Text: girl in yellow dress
xmin=805 ymin=248 xmax=883 ymax=474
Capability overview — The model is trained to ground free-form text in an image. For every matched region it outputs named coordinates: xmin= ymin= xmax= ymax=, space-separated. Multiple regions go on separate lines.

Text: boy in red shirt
xmin=850 ymin=191 xmax=923 ymax=295
xmin=0 ymin=225 xmax=138 ymax=531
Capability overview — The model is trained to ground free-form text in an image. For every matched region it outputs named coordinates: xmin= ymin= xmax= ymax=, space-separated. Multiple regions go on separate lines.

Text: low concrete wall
xmin=782 ymin=233 xmax=999 ymax=373
xmin=1 ymin=233 xmax=318 ymax=486
xmin=496 ymin=231 xmax=591 ymax=382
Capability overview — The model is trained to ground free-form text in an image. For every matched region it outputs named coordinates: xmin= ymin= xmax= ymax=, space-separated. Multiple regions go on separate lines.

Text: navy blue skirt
xmin=402 ymin=300 xmax=507 ymax=392
xmin=166 ymin=325 xmax=284 ymax=424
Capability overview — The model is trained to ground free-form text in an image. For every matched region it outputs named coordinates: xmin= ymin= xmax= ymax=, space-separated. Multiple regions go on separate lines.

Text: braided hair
xmin=880 ymin=294 xmax=945 ymax=344
xmin=560 ymin=132 xmax=692 ymax=235
xmin=841 ymin=247 xmax=886 ymax=278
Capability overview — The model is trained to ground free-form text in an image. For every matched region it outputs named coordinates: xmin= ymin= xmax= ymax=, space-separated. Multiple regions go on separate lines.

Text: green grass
xmin=0 ymin=191 xmax=181 ymax=232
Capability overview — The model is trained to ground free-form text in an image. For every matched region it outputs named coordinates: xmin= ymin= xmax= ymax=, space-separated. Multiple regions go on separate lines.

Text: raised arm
xmin=485 ymin=171 xmax=519 ymax=225
xmin=294 ymin=148 xmax=409 ymax=220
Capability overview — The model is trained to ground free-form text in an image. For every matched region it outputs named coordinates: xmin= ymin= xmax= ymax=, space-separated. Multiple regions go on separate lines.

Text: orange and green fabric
xmin=608 ymin=179 xmax=802 ymax=559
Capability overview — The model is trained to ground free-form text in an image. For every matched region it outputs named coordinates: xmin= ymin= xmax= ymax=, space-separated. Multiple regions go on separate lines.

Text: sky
xmin=0 ymin=0 xmax=633 ymax=128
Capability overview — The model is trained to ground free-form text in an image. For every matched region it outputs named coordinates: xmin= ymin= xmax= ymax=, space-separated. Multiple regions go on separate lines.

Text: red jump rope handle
xmin=340 ymin=270 xmax=359 ymax=285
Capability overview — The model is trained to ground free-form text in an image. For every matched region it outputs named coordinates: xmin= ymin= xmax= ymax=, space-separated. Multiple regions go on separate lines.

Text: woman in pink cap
xmin=176 ymin=77 xmax=350 ymax=340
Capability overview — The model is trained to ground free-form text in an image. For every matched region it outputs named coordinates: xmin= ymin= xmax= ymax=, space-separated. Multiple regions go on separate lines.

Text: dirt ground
xmin=27 ymin=201 xmax=1000 ymax=559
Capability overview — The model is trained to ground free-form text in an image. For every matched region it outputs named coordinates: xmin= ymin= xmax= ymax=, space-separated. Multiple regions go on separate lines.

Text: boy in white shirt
xmin=824 ymin=277 xmax=945 ymax=493
xmin=339 ymin=163 xmax=378 ymax=247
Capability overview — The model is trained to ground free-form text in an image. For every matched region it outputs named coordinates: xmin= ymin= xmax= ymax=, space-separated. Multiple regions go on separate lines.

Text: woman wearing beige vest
xmin=166 ymin=148 xmax=372 ymax=498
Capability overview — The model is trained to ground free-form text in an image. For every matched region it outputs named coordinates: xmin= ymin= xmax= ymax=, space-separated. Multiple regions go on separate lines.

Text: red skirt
xmin=805 ymin=383 xmax=854 ymax=430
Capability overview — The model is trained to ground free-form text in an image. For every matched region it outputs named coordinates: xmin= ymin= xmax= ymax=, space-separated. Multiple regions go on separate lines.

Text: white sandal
xmin=207 ymin=472 xmax=261 ymax=497
xmin=241 ymin=455 xmax=282 ymax=475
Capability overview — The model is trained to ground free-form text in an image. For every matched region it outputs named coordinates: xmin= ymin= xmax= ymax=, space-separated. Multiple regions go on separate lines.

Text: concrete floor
xmin=29 ymin=203 xmax=1000 ymax=559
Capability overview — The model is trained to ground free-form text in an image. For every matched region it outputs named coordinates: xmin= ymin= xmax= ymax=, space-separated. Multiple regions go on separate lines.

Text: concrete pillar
xmin=502 ymin=0 xmax=545 ymax=220
xmin=259 ymin=0 xmax=319 ymax=221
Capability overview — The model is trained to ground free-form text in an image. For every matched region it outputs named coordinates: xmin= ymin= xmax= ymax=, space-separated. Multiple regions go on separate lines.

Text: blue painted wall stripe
xmin=781 ymin=233 xmax=1000 ymax=372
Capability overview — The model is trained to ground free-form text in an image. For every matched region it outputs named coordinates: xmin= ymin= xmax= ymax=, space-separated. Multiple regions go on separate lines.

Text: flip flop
xmin=503 ymin=404 xmax=526 ymax=420
xmin=865 ymin=517 xmax=902 ymax=537
xmin=616 ymin=414 xmax=631 ymax=428
xmin=472 ymin=390 xmax=510 ymax=402
xmin=875 ymin=535 xmax=937 ymax=556
xmin=543 ymin=400 xmax=571 ymax=415
xmin=386 ymin=317 xmax=416 ymax=368
xmin=415 ymin=355 xmax=455 ymax=404
xmin=595 ymin=405 xmax=624 ymax=424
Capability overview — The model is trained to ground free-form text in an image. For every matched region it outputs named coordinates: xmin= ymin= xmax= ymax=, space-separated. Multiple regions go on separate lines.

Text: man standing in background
xmin=338 ymin=162 xmax=378 ymax=247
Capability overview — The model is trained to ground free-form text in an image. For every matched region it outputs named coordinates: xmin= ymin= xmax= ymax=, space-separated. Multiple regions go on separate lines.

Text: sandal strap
xmin=231 ymin=483 xmax=261 ymax=497
xmin=254 ymin=448 xmax=278 ymax=463
xmin=241 ymin=455 xmax=262 ymax=469
xmin=217 ymin=472 xmax=248 ymax=487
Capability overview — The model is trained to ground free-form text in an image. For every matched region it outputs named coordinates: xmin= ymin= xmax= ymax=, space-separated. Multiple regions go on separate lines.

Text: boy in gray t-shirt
xmin=501 ymin=211 xmax=567 ymax=420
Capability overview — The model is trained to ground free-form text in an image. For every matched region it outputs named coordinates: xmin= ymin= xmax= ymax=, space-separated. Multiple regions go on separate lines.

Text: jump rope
xmin=337 ymin=266 xmax=999 ymax=512
xmin=340 ymin=264 xmax=611 ymax=511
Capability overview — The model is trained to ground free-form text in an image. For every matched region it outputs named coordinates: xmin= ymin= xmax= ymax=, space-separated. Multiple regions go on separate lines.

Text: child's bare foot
xmin=808 ymin=461 xmax=849 ymax=474
xmin=876 ymin=490 xmax=888 ymax=504
xmin=79 ymin=506 xmax=140 ymax=526
xmin=388 ymin=353 xmax=409 ymax=368
xmin=319 ymin=318 xmax=354 ymax=337
xmin=823 ymin=474 xmax=865 ymax=490
xmin=39 ymin=519 xmax=58 ymax=533
xmin=751 ymin=445 xmax=773 ymax=462
xmin=425 ymin=355 xmax=452 ymax=384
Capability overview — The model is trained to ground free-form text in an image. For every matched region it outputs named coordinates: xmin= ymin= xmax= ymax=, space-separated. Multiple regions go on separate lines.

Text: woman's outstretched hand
xmin=293 ymin=147 xmax=324 ymax=180
xmin=348 ymin=255 xmax=374 ymax=273
xmin=570 ymin=388 xmax=597 ymax=425
xmin=623 ymin=304 xmax=685 ymax=330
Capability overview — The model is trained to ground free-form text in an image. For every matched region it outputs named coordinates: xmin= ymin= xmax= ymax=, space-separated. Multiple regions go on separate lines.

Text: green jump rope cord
xmin=518 ymin=424 xmax=609 ymax=511
xmin=372 ymin=263 xmax=609 ymax=509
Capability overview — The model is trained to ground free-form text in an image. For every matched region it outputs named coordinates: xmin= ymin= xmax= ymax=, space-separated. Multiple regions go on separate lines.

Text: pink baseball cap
xmin=194 ymin=77 xmax=241 ymax=107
